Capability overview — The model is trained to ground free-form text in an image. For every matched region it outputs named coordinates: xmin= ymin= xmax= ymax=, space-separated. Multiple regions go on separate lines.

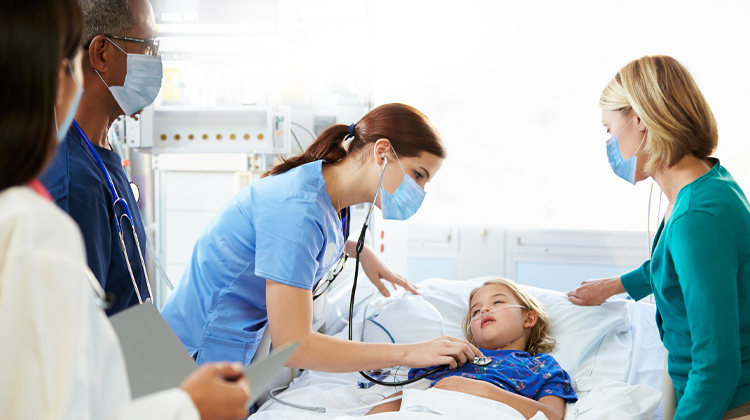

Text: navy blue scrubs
xmin=40 ymin=122 xmax=149 ymax=315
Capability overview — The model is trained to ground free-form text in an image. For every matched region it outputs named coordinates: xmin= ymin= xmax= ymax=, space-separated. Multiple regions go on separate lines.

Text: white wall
xmin=146 ymin=1 xmax=750 ymax=294
xmin=367 ymin=0 xmax=750 ymax=232
xmin=155 ymin=0 xmax=750 ymax=232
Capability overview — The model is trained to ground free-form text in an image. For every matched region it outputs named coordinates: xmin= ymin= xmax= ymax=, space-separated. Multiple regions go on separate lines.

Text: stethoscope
xmin=72 ymin=120 xmax=153 ymax=306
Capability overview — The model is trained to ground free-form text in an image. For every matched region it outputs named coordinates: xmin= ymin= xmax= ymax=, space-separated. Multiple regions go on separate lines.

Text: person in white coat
xmin=0 ymin=0 xmax=250 ymax=419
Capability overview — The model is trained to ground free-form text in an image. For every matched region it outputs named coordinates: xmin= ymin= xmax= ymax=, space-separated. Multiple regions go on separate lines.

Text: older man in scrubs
xmin=41 ymin=0 xmax=160 ymax=315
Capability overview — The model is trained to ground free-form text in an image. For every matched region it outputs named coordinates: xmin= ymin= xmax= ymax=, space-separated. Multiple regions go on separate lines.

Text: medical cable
xmin=365 ymin=317 xmax=396 ymax=344
xmin=268 ymin=385 xmax=403 ymax=413
xmin=146 ymin=238 xmax=175 ymax=290
xmin=289 ymin=128 xmax=304 ymax=152
xmin=360 ymin=291 xmax=378 ymax=341
xmin=291 ymin=121 xmax=317 ymax=141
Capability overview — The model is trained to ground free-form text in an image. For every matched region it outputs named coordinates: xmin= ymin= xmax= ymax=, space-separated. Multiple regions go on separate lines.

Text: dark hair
xmin=0 ymin=0 xmax=85 ymax=192
xmin=264 ymin=103 xmax=447 ymax=177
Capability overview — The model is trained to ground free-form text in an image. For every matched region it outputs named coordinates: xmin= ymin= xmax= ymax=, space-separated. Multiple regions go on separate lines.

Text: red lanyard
xmin=28 ymin=179 xmax=52 ymax=202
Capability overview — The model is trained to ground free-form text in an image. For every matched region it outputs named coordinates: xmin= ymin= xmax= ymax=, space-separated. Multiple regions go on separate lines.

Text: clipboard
xmin=109 ymin=300 xmax=298 ymax=407
xmin=244 ymin=342 xmax=298 ymax=408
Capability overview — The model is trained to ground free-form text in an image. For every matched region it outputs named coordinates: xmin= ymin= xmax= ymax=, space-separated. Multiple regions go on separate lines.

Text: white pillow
xmin=328 ymin=276 xmax=634 ymax=382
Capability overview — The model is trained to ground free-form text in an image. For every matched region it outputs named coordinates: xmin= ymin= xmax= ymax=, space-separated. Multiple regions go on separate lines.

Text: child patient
xmin=367 ymin=279 xmax=577 ymax=420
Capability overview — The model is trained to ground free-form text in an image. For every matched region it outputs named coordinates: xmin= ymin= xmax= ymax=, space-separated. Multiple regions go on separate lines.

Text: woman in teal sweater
xmin=566 ymin=55 xmax=750 ymax=420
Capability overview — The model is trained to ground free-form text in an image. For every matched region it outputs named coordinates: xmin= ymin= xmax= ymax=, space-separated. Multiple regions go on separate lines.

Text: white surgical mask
xmin=96 ymin=37 xmax=162 ymax=116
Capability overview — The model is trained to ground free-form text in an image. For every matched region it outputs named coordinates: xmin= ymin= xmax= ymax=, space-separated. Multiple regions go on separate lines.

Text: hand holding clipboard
xmin=110 ymin=301 xmax=299 ymax=417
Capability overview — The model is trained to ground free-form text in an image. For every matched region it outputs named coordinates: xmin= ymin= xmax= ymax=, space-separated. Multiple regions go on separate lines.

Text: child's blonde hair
xmin=462 ymin=278 xmax=556 ymax=355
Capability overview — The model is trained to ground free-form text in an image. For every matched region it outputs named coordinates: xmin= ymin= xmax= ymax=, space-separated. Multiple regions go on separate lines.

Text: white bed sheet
xmin=255 ymin=277 xmax=664 ymax=419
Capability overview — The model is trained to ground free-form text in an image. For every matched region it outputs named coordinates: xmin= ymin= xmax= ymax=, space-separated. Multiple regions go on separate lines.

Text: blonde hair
xmin=462 ymin=278 xmax=555 ymax=355
xmin=599 ymin=55 xmax=718 ymax=175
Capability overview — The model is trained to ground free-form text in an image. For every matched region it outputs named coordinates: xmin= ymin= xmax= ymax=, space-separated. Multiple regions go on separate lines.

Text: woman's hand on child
xmin=433 ymin=376 xmax=492 ymax=399
xmin=566 ymin=276 xmax=625 ymax=306
xmin=405 ymin=336 xmax=483 ymax=369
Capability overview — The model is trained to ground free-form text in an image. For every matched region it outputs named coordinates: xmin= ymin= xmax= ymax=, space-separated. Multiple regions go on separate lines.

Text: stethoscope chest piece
xmin=472 ymin=356 xmax=493 ymax=367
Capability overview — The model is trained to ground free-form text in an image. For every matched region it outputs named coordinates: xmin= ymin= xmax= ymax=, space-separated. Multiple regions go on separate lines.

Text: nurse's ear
xmin=372 ymin=139 xmax=392 ymax=165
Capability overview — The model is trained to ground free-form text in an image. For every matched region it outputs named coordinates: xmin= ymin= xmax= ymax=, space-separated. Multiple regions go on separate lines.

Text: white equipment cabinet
xmin=125 ymin=104 xmax=291 ymax=308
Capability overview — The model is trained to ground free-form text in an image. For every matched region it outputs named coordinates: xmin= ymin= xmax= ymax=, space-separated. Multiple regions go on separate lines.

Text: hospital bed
xmin=254 ymin=276 xmax=665 ymax=419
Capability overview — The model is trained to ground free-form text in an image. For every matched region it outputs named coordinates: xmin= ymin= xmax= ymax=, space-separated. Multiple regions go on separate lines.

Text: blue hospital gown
xmin=409 ymin=349 xmax=577 ymax=403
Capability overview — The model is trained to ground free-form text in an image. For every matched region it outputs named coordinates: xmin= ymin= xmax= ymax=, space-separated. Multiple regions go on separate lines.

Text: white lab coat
xmin=0 ymin=186 xmax=199 ymax=420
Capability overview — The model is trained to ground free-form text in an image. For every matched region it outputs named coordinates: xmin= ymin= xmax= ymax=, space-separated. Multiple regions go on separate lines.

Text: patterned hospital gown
xmin=409 ymin=349 xmax=578 ymax=403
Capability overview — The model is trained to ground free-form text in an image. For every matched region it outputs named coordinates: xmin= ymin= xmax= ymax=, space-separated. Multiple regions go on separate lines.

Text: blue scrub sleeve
xmin=620 ymin=260 xmax=653 ymax=301
xmin=65 ymin=184 xmax=112 ymax=289
xmin=670 ymin=212 xmax=741 ymax=420
xmin=254 ymin=198 xmax=326 ymax=289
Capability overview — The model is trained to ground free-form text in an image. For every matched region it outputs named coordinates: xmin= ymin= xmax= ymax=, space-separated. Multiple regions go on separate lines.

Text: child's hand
xmin=433 ymin=376 xmax=492 ymax=399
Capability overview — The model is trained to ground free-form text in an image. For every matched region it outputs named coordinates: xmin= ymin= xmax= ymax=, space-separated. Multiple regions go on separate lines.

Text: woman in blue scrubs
xmin=567 ymin=55 xmax=750 ymax=420
xmin=162 ymin=103 xmax=482 ymax=372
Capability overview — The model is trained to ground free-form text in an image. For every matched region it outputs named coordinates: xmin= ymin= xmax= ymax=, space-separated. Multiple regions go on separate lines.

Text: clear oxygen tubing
xmin=268 ymin=385 xmax=403 ymax=414
xmin=466 ymin=305 xmax=527 ymax=333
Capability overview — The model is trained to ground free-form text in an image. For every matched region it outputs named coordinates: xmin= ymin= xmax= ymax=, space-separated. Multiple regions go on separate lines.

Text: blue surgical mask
xmin=95 ymin=37 xmax=162 ymax=116
xmin=606 ymin=117 xmax=646 ymax=185
xmin=378 ymin=148 xmax=426 ymax=220
xmin=55 ymin=63 xmax=83 ymax=142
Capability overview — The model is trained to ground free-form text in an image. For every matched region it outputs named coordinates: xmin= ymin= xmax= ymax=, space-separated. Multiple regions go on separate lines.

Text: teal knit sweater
xmin=621 ymin=159 xmax=750 ymax=419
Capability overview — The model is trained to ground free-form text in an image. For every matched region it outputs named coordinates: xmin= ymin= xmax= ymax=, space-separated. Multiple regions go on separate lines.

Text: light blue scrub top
xmin=161 ymin=160 xmax=345 ymax=365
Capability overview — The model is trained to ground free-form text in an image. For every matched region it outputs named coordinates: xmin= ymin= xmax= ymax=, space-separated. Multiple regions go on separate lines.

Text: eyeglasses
xmin=312 ymin=251 xmax=349 ymax=300
xmin=86 ymin=34 xmax=160 ymax=57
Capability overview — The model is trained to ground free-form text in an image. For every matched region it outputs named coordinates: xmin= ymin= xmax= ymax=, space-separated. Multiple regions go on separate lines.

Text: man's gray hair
xmin=78 ymin=0 xmax=136 ymax=46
